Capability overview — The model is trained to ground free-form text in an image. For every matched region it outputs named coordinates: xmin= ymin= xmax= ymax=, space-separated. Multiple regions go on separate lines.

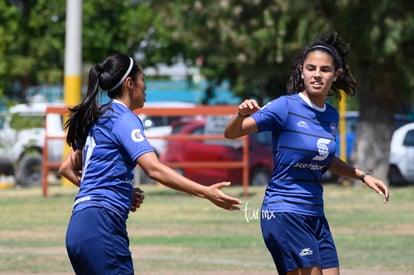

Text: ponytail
xmin=65 ymin=64 xmax=103 ymax=148
xmin=65 ymin=53 xmax=140 ymax=149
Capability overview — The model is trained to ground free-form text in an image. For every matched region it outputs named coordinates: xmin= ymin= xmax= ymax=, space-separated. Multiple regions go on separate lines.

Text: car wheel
xmin=388 ymin=165 xmax=407 ymax=186
xmin=15 ymin=152 xmax=43 ymax=187
xmin=250 ymin=167 xmax=270 ymax=186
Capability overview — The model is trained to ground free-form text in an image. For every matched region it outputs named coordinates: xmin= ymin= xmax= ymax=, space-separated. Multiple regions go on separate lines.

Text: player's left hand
xmin=364 ymin=175 xmax=390 ymax=204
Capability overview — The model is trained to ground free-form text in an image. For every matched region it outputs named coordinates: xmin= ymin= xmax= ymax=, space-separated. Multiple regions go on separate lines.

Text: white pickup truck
xmin=0 ymin=101 xmax=197 ymax=187
xmin=0 ymin=102 xmax=65 ymax=187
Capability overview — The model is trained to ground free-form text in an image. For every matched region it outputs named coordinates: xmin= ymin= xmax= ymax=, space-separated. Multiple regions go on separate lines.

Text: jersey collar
xmin=112 ymin=99 xmax=128 ymax=109
xmin=298 ymin=93 xmax=326 ymax=112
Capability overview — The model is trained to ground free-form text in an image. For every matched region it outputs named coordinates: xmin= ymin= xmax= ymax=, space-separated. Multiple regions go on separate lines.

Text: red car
xmin=159 ymin=119 xmax=273 ymax=185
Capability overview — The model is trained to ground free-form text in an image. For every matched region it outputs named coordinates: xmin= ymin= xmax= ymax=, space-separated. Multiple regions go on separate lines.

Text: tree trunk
xmin=351 ymin=107 xmax=394 ymax=184
xmin=350 ymin=63 xmax=403 ymax=185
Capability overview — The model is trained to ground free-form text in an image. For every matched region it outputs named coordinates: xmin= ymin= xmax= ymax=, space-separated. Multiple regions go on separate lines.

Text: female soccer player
xmin=224 ymin=32 xmax=390 ymax=275
xmin=59 ymin=53 xmax=241 ymax=275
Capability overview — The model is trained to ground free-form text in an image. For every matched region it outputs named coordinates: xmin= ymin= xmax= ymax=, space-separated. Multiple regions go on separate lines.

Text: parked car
xmin=388 ymin=122 xmax=414 ymax=185
xmin=139 ymin=101 xmax=195 ymax=129
xmin=136 ymin=124 xmax=173 ymax=184
xmin=159 ymin=119 xmax=273 ymax=186
xmin=335 ymin=111 xmax=414 ymax=160
xmin=324 ymin=111 xmax=414 ymax=183
xmin=134 ymin=102 xmax=197 ymax=184
xmin=0 ymin=102 xmax=65 ymax=187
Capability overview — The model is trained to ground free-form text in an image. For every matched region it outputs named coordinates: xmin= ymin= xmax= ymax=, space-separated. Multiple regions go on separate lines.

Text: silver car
xmin=389 ymin=122 xmax=414 ymax=185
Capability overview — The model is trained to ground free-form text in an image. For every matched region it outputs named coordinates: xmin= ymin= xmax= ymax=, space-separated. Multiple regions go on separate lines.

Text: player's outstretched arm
xmin=328 ymin=156 xmax=390 ymax=203
xmin=137 ymin=152 xmax=242 ymax=211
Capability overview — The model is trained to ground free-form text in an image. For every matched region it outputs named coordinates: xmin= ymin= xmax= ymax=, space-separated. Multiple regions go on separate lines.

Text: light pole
xmin=62 ymin=0 xmax=82 ymax=186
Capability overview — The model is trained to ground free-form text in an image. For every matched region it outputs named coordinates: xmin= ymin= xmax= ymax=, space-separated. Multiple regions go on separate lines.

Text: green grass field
xmin=0 ymin=183 xmax=413 ymax=274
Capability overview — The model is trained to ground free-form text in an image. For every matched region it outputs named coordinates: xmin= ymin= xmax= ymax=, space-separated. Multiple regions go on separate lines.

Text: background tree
xmin=331 ymin=0 xmax=414 ymax=182
xmin=1 ymin=0 xmax=413 ymax=184
xmin=156 ymin=0 xmax=414 ymax=183
xmin=0 ymin=0 xmax=67 ymax=103
xmin=0 ymin=0 xmax=172 ymax=104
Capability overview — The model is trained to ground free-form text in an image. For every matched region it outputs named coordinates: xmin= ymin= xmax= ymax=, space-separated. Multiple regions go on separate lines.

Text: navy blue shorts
xmin=66 ymin=207 xmax=133 ymax=275
xmin=260 ymin=211 xmax=339 ymax=274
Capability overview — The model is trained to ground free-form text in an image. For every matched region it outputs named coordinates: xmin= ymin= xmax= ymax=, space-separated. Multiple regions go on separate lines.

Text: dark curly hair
xmin=286 ymin=32 xmax=357 ymax=100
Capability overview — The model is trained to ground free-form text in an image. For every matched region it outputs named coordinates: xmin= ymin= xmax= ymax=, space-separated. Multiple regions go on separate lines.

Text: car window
xmin=171 ymin=123 xmax=186 ymax=134
xmin=142 ymin=116 xmax=182 ymax=128
xmin=190 ymin=126 xmax=204 ymax=135
xmin=403 ymin=130 xmax=414 ymax=147
xmin=9 ymin=113 xmax=44 ymax=130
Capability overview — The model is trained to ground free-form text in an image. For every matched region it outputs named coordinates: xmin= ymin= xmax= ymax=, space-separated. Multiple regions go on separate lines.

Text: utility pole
xmin=62 ymin=0 xmax=82 ymax=186
xmin=338 ymin=89 xmax=347 ymax=162
xmin=64 ymin=0 xmax=82 ymax=107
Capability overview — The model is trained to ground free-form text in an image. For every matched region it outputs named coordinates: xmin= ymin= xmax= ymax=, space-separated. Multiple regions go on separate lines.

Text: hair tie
xmin=108 ymin=57 xmax=134 ymax=92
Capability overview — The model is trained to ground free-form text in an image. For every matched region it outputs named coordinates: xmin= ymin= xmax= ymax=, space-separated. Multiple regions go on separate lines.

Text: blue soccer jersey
xmin=252 ymin=94 xmax=338 ymax=216
xmin=72 ymin=100 xmax=154 ymax=219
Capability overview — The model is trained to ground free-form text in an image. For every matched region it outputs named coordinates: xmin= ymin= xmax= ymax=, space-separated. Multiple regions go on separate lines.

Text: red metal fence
xmin=42 ymin=105 xmax=250 ymax=197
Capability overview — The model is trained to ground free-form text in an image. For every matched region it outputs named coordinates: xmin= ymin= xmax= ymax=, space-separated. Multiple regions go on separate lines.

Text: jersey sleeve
xmin=251 ymin=96 xmax=289 ymax=132
xmin=112 ymin=112 xmax=154 ymax=163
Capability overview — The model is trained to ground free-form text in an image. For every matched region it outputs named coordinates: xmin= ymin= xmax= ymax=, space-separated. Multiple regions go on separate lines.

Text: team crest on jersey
xmin=330 ymin=123 xmax=337 ymax=136
xmin=131 ymin=129 xmax=145 ymax=142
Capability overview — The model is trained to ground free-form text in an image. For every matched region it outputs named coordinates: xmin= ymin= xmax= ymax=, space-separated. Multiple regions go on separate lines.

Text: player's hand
xmin=130 ymin=186 xmax=145 ymax=212
xmin=364 ymin=175 xmax=390 ymax=204
xmin=237 ymin=99 xmax=261 ymax=117
xmin=205 ymin=181 xmax=242 ymax=211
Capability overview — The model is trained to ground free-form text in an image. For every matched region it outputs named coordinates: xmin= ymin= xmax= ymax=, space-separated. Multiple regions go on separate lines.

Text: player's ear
xmin=124 ymin=77 xmax=134 ymax=91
